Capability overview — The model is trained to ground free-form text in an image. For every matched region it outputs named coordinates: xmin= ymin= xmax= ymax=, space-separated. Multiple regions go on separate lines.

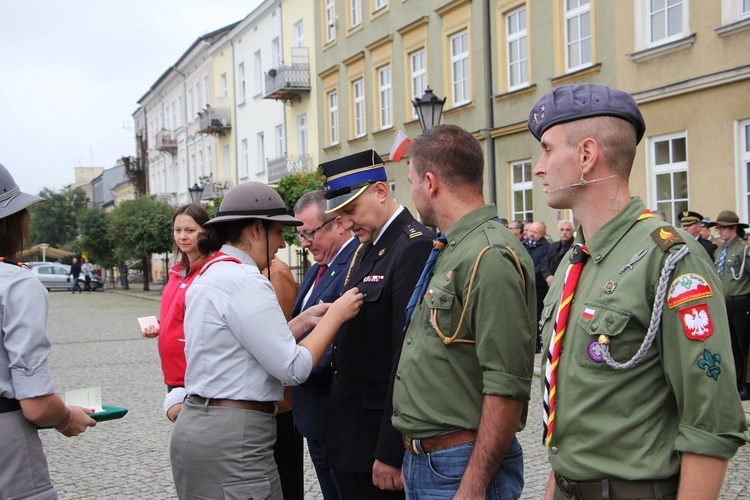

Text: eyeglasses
xmin=294 ymin=217 xmax=336 ymax=242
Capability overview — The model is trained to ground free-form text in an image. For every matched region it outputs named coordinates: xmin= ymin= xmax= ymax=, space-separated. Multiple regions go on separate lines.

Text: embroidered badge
xmin=667 ymin=273 xmax=713 ymax=309
xmin=697 ymin=349 xmax=721 ymax=380
xmin=602 ymin=281 xmax=617 ymax=294
xmin=587 ymin=340 xmax=604 ymax=363
xmin=650 ymin=226 xmax=685 ymax=252
xmin=362 ymin=275 xmax=384 ymax=283
xmin=679 ymin=303 xmax=714 ymax=341
xmin=582 ymin=307 xmax=595 ymax=320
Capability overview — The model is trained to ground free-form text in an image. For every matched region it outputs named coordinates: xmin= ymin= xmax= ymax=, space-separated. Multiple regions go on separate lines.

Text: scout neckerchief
xmin=404 ymin=236 xmax=447 ymax=328
xmin=542 ymin=243 xmax=589 ymax=448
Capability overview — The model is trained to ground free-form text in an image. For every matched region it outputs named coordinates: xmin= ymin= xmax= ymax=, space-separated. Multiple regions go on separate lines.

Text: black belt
xmin=188 ymin=395 xmax=275 ymax=414
xmin=0 ymin=397 xmax=21 ymax=414
xmin=726 ymin=294 xmax=750 ymax=302
xmin=555 ymin=474 xmax=679 ymax=500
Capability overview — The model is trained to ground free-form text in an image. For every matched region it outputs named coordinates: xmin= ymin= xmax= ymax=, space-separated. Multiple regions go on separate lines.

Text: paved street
xmin=39 ymin=288 xmax=750 ymax=498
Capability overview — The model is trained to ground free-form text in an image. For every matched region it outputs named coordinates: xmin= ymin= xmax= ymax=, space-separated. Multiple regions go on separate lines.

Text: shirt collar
xmin=574 ymin=197 xmax=645 ymax=263
xmin=220 ymin=244 xmax=257 ymax=266
xmin=443 ymin=205 xmax=499 ymax=251
xmin=373 ymin=205 xmax=404 ymax=245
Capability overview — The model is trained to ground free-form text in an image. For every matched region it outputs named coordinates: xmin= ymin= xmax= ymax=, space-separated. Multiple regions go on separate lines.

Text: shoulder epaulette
xmin=405 ymin=224 xmax=424 ymax=239
xmin=649 ymin=225 xmax=685 ymax=252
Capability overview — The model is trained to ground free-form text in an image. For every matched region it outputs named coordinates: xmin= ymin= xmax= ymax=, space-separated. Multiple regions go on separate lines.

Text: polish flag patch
xmin=582 ymin=307 xmax=595 ymax=320
xmin=679 ymin=303 xmax=714 ymax=341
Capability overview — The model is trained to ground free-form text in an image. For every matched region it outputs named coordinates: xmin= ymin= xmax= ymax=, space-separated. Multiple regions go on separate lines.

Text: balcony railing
xmin=155 ymin=130 xmax=177 ymax=154
xmin=264 ymin=47 xmax=311 ymax=104
xmin=267 ymin=154 xmax=313 ymax=185
xmin=197 ymin=107 xmax=231 ymax=136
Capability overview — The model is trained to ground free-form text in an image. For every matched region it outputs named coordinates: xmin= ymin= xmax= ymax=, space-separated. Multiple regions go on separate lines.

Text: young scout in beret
xmin=320 ymin=150 xmax=434 ymax=498
xmin=529 ymin=84 xmax=748 ymax=499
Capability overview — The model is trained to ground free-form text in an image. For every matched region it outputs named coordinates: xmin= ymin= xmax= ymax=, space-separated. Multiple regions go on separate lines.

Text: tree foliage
xmin=110 ymin=196 xmax=174 ymax=290
xmin=78 ymin=208 xmax=116 ymax=268
xmin=274 ymin=172 xmax=323 ymax=245
xmin=29 ymin=187 xmax=88 ymax=248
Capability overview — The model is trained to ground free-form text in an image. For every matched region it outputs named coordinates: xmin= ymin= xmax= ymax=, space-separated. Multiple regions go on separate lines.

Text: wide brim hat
xmin=707 ymin=210 xmax=749 ymax=229
xmin=204 ymin=181 xmax=301 ymax=227
xmin=319 ymin=149 xmax=387 ymax=213
xmin=0 ymin=162 xmax=44 ymax=219
xmin=528 ymin=84 xmax=646 ymax=144
xmin=679 ymin=210 xmax=704 ymax=226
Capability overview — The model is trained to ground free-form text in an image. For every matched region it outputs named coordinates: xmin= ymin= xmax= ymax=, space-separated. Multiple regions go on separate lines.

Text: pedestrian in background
xmin=543 ymin=220 xmax=575 ymax=286
xmin=0 ymin=162 xmax=96 ymax=499
xmin=69 ymin=256 xmax=82 ymax=293
xmin=680 ymin=210 xmax=717 ymax=259
xmin=709 ymin=211 xmax=750 ymax=400
xmin=393 ymin=124 xmax=536 ymax=499
xmin=525 ymin=221 xmax=549 ymax=352
xmin=530 ymin=84 xmax=747 ymax=499
xmin=170 ymin=182 xmax=362 ymax=499
xmin=81 ymin=257 xmax=94 ymax=292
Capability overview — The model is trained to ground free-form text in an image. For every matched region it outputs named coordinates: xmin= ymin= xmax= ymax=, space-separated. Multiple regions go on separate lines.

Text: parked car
xmin=27 ymin=262 xmax=104 ymax=291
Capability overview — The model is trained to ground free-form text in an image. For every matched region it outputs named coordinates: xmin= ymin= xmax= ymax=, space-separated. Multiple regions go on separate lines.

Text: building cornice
xmin=397 ymin=16 xmax=429 ymax=36
xmin=631 ymin=64 xmax=750 ymax=104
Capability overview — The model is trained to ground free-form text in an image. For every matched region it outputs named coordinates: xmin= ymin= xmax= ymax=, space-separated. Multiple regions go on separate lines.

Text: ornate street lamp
xmin=188 ymin=182 xmax=204 ymax=203
xmin=412 ymin=87 xmax=446 ymax=134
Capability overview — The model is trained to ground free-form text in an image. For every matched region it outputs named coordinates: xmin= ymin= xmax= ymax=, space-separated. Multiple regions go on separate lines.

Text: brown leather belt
xmin=403 ymin=429 xmax=477 ymax=454
xmin=555 ymin=473 xmax=679 ymax=500
xmin=188 ymin=395 xmax=275 ymax=414
xmin=0 ymin=397 xmax=21 ymax=414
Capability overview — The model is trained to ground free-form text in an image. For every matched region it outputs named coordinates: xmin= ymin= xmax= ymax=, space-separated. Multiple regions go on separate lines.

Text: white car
xmin=27 ymin=262 xmax=72 ymax=291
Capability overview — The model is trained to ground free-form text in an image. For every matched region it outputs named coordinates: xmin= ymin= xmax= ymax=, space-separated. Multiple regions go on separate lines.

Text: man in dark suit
xmin=291 ymin=190 xmax=359 ymax=499
xmin=542 ymin=219 xmax=575 ymax=287
xmin=525 ymin=221 xmax=549 ymax=352
xmin=320 ymin=150 xmax=434 ymax=499
xmin=680 ymin=210 xmax=717 ymax=259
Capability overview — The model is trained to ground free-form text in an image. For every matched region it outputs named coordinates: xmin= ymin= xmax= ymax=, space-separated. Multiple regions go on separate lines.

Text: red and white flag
xmin=390 ymin=130 xmax=412 ymax=162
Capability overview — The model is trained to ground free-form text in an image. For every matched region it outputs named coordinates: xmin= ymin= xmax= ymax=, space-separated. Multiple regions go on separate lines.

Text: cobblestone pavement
xmin=39 ymin=288 xmax=750 ymax=499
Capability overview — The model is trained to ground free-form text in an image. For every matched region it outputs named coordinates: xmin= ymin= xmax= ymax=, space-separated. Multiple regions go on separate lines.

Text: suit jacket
xmin=697 ymin=235 xmax=717 ymax=261
xmin=543 ymin=238 xmax=574 ymax=280
xmin=326 ymin=208 xmax=434 ymax=473
xmin=290 ymin=238 xmax=359 ymax=440
xmin=525 ymin=237 xmax=550 ymax=297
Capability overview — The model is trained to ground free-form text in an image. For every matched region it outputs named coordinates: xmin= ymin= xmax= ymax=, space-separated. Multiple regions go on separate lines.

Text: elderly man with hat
xmin=170 ymin=182 xmax=363 ymax=499
xmin=320 ymin=150 xmax=434 ymax=498
xmin=709 ymin=210 xmax=750 ymax=400
xmin=529 ymin=84 xmax=748 ymax=499
xmin=680 ymin=210 xmax=717 ymax=259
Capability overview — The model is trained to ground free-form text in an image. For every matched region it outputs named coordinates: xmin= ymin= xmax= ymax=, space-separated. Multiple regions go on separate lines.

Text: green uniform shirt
xmin=715 ymin=236 xmax=750 ymax=297
xmin=540 ymin=197 xmax=748 ymax=481
xmin=393 ymin=205 xmax=536 ymax=438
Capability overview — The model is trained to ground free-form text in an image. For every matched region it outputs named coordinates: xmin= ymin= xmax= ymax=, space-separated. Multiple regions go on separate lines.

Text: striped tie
xmin=717 ymin=246 xmax=728 ymax=276
xmin=542 ymin=243 xmax=589 ymax=448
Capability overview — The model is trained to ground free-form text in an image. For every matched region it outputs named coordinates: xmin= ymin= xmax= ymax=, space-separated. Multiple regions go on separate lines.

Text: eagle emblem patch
xmin=679 ymin=303 xmax=713 ymax=341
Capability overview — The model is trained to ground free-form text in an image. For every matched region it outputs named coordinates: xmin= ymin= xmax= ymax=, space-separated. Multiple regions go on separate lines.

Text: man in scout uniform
xmin=320 ymin=150 xmax=434 ymax=498
xmin=392 ymin=124 xmax=536 ymax=499
xmin=708 ymin=210 xmax=750 ymax=400
xmin=680 ymin=210 xmax=717 ymax=259
xmin=529 ymin=84 xmax=748 ymax=499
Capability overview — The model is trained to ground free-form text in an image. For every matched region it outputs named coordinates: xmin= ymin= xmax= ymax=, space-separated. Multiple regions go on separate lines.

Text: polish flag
xmin=582 ymin=307 xmax=595 ymax=320
xmin=390 ymin=130 xmax=412 ymax=162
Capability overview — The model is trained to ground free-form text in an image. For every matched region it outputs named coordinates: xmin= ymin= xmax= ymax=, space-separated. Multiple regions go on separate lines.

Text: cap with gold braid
xmin=319 ymin=149 xmax=387 ymax=213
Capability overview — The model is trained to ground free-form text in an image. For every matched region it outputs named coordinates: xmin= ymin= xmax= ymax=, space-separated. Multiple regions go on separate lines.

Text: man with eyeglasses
xmin=320 ymin=149 xmax=434 ymax=499
xmin=709 ymin=211 xmax=750 ymax=400
xmin=290 ymin=190 xmax=359 ymax=499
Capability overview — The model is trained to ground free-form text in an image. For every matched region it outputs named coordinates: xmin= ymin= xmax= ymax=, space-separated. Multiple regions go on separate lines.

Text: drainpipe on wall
xmin=484 ymin=0 xmax=497 ymax=205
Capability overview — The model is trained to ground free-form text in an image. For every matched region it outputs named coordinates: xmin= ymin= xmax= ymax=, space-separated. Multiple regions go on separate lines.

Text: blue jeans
xmin=402 ymin=436 xmax=523 ymax=500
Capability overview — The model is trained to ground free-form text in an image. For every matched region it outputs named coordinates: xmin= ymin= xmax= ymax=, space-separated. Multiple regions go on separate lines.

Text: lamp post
xmin=412 ymin=87 xmax=446 ymax=134
xmin=188 ymin=182 xmax=204 ymax=203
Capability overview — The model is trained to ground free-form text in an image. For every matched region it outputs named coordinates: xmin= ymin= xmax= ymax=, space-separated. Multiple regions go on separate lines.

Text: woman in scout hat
xmin=0 ymin=162 xmax=96 ymax=499
xmin=169 ymin=181 xmax=363 ymax=499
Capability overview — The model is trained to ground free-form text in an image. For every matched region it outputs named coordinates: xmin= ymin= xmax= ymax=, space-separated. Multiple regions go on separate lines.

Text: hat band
xmin=323 ymin=162 xmax=385 ymax=184
xmin=216 ymin=207 xmax=288 ymax=217
xmin=324 ymin=165 xmax=387 ymax=194
xmin=0 ymin=186 xmax=20 ymax=208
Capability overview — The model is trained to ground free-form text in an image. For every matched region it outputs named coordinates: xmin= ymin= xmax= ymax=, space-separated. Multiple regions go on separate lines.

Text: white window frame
xmin=187 ymin=88 xmax=194 ymax=119
xmin=293 ymin=20 xmax=305 ymax=47
xmin=450 ymin=30 xmax=469 ymax=106
xmin=202 ymin=75 xmax=209 ymax=105
xmin=378 ymin=65 xmax=392 ymax=130
xmin=198 ymin=150 xmax=205 ymax=177
xmin=375 ymin=0 xmax=388 ymax=11
xmin=649 ymin=131 xmax=689 ymax=225
xmin=510 ymin=160 xmax=534 ymax=222
xmin=240 ymin=139 xmax=249 ymax=178
xmin=254 ymin=50 xmax=263 ymax=96
xmin=720 ymin=0 xmax=750 ymax=25
xmin=737 ymin=119 xmax=750 ymax=222
xmin=238 ymin=63 xmax=246 ymax=104
xmin=272 ymin=38 xmax=281 ymax=68
xmin=195 ymin=83 xmax=201 ymax=111
xmin=351 ymin=0 xmax=362 ymax=28
xmin=325 ymin=0 xmax=336 ymax=43
xmin=564 ymin=0 xmax=592 ymax=72
xmin=220 ymin=73 xmax=228 ymax=98
xmin=635 ymin=0 xmax=689 ymax=50
xmin=207 ymin=146 xmax=213 ymax=177
xmin=275 ymin=124 xmax=285 ymax=158
xmin=297 ymin=114 xmax=308 ymax=155
xmin=328 ymin=90 xmax=339 ymax=146
xmin=410 ymin=48 xmax=426 ymax=120
xmin=256 ymin=133 xmax=266 ymax=174
xmin=353 ymin=78 xmax=366 ymax=138
xmin=506 ymin=6 xmax=528 ymax=91
xmin=222 ymin=145 xmax=230 ymax=181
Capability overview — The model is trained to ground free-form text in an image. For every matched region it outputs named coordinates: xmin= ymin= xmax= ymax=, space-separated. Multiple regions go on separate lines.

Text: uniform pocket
xmin=425 ymin=283 xmax=455 ymax=337
xmin=221 ymin=477 xmax=272 ymax=500
xmin=574 ymin=302 xmax=632 ymax=367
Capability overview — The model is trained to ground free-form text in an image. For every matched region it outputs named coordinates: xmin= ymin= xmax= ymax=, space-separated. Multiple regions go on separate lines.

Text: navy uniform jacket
xmin=326 ymin=208 xmax=434 ymax=472
xmin=290 ymin=237 xmax=359 ymax=440
xmin=697 ymin=235 xmax=717 ymax=261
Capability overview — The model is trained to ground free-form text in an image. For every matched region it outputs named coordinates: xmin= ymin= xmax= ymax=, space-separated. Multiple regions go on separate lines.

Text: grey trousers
xmin=0 ymin=411 xmax=57 ymax=500
xmin=170 ymin=397 xmax=281 ymax=500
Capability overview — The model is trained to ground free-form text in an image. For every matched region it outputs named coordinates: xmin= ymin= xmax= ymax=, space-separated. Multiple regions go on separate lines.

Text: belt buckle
xmin=555 ymin=474 xmax=575 ymax=498
xmin=403 ymin=436 xmax=419 ymax=455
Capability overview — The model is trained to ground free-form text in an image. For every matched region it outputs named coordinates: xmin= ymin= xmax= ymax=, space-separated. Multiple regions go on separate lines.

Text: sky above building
xmin=0 ymin=0 xmax=262 ymax=196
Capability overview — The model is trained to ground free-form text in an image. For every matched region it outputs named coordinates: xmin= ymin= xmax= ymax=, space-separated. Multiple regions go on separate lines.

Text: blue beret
xmin=528 ymin=84 xmax=646 ymax=144
xmin=318 ymin=149 xmax=387 ymax=213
